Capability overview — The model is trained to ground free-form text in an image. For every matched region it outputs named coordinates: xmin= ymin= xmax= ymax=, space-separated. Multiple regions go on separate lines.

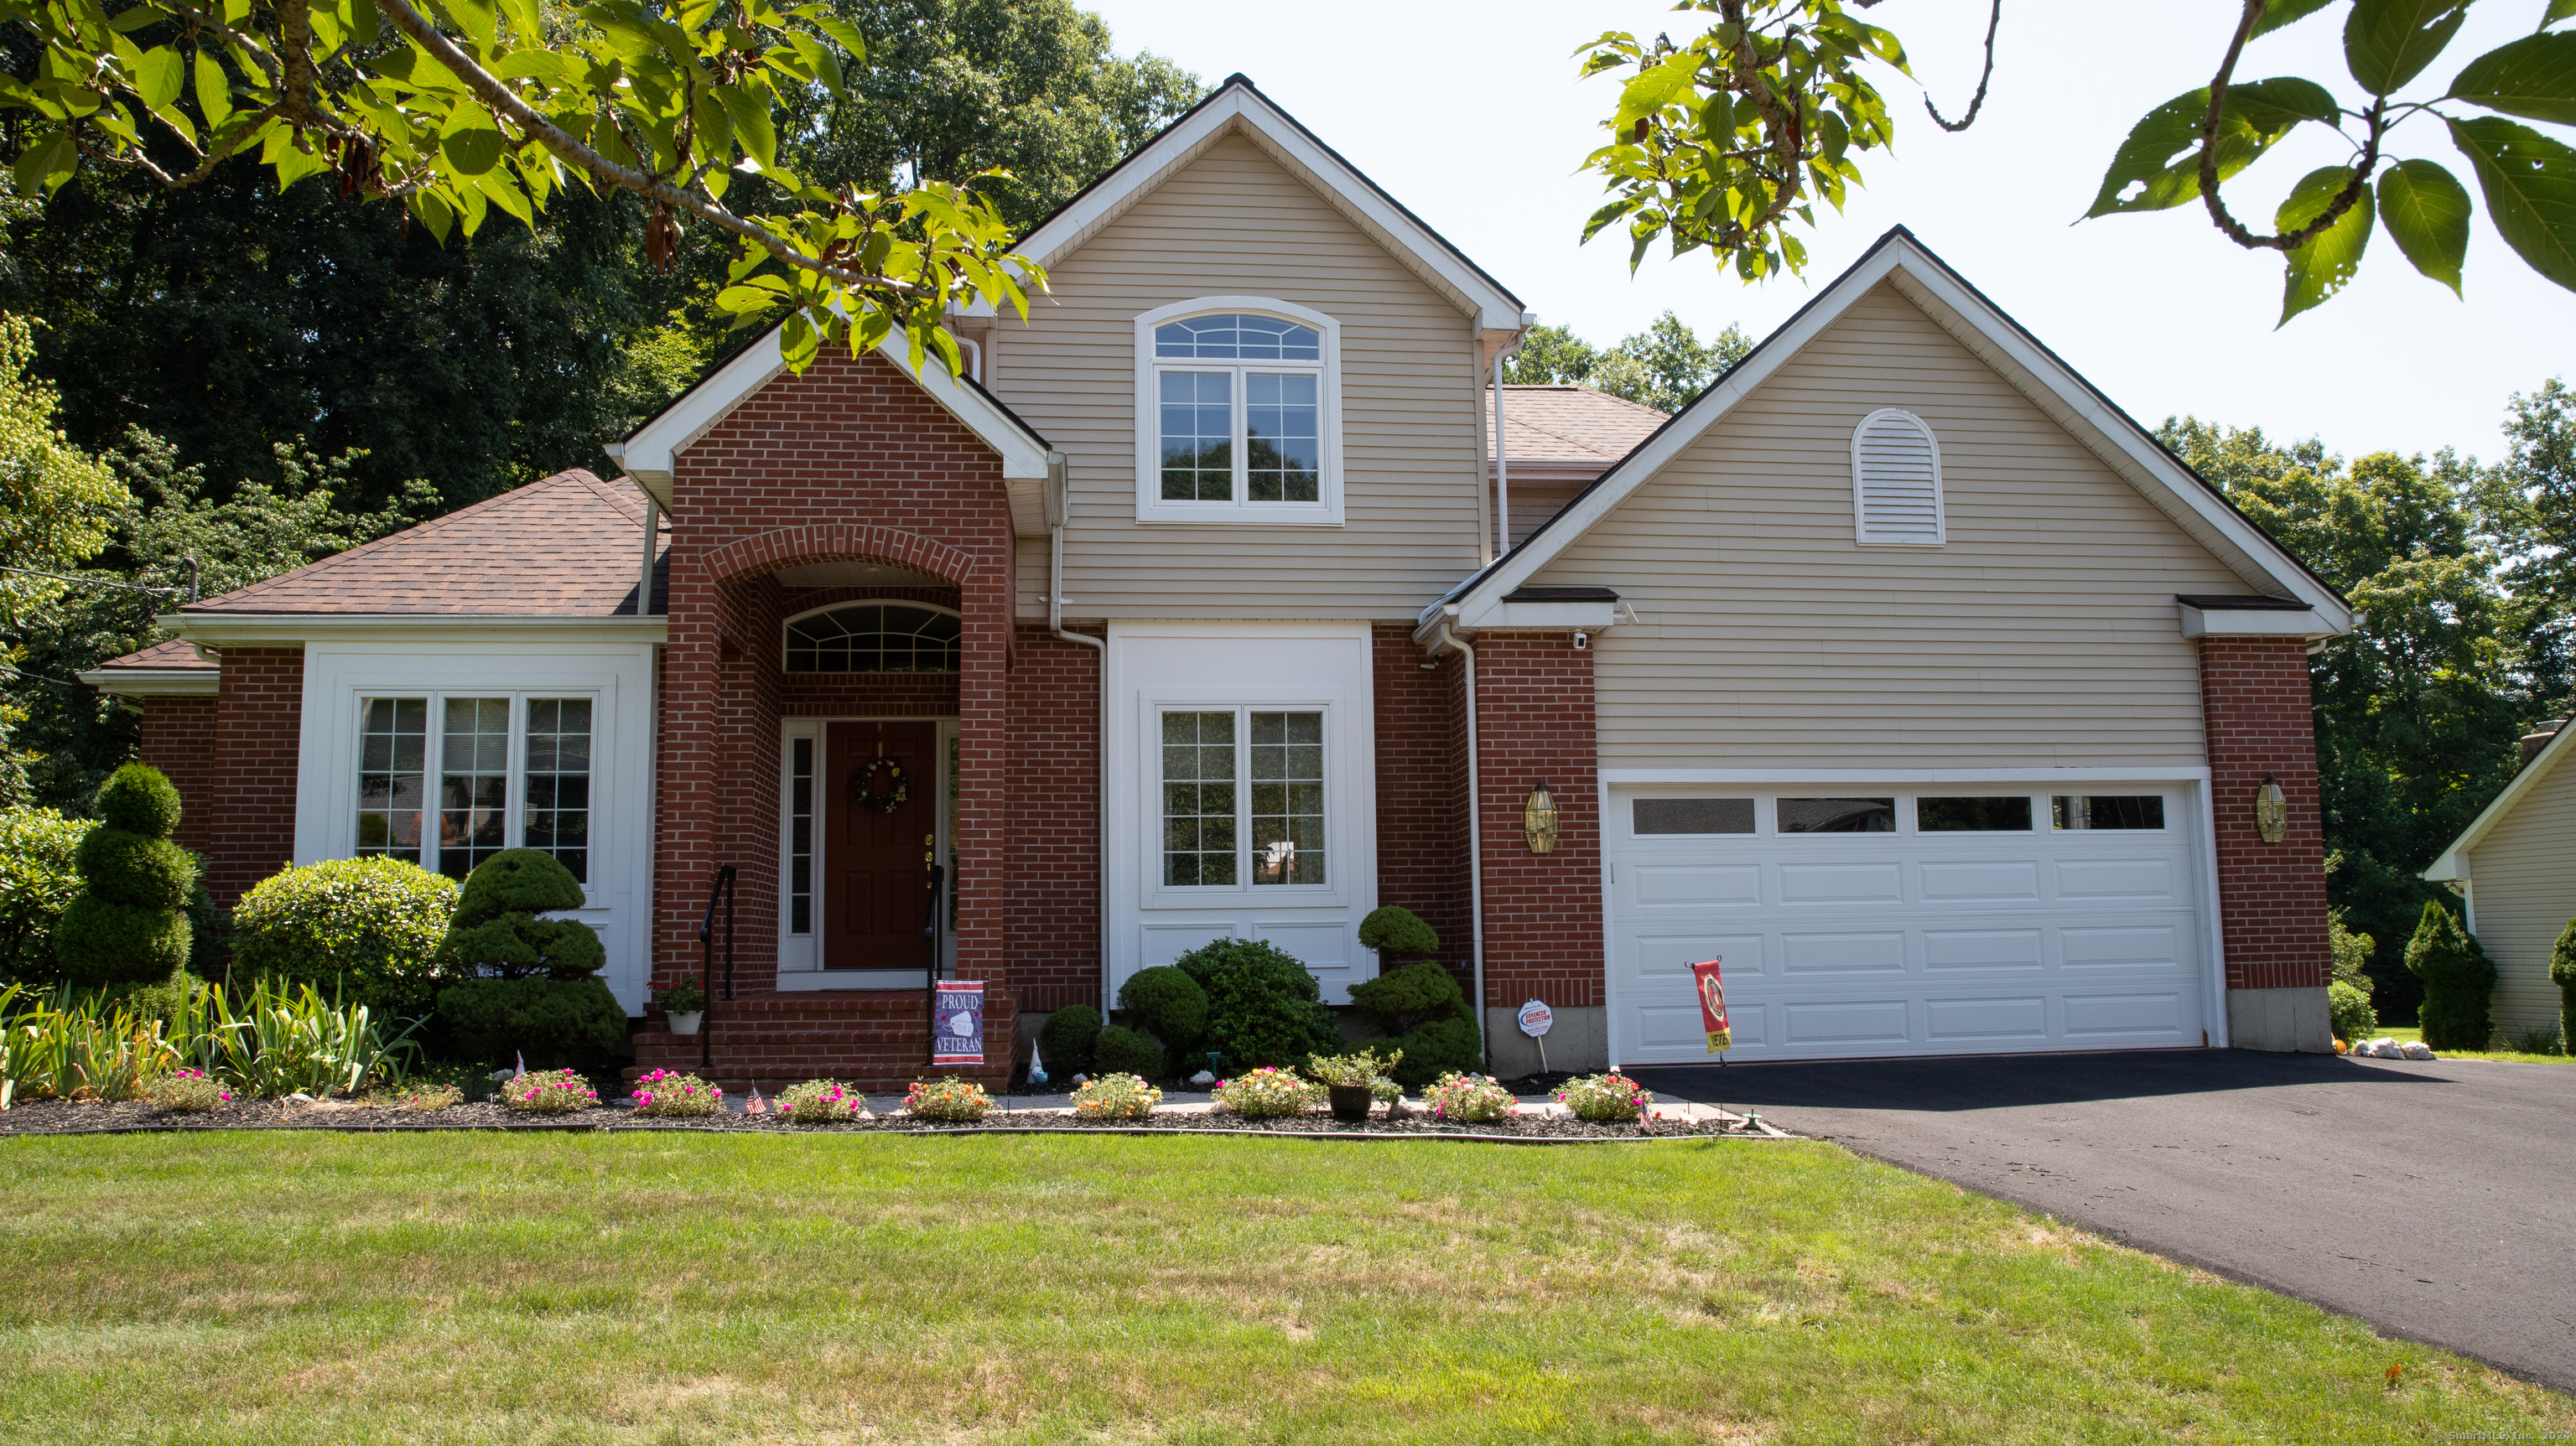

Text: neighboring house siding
xmin=2466 ymin=757 xmax=2576 ymax=1032
xmin=992 ymin=130 xmax=1485 ymax=621
xmin=1528 ymin=283 xmax=2247 ymax=769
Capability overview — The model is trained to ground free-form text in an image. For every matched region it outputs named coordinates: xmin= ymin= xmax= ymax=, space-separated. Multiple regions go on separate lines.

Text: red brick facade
xmin=644 ymin=347 xmax=1018 ymax=1088
xmin=200 ymin=646 xmax=304 ymax=907
xmin=1470 ymin=632 xmax=1602 ymax=1012
xmin=1372 ymin=625 xmax=1471 ymax=997
xmin=2198 ymin=637 xmax=2332 ymax=992
xmin=1007 ymin=626 xmax=1103 ymax=1013
xmin=140 ymin=694 xmax=220 ymax=863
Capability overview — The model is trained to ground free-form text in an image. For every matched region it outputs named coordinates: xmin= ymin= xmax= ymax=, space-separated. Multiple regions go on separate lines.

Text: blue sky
xmin=1083 ymin=0 xmax=2575 ymax=464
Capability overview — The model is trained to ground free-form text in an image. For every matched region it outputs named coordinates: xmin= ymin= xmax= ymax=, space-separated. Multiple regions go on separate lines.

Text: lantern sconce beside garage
xmin=1524 ymin=783 xmax=1559 ymax=855
xmin=2255 ymin=775 xmax=2287 ymax=844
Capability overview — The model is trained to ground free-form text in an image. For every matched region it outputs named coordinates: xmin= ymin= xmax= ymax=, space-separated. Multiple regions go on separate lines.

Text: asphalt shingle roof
xmin=91 ymin=638 xmax=215 ymax=672
xmin=179 ymin=469 xmax=667 ymax=617
xmin=1484 ymin=385 xmax=1669 ymax=469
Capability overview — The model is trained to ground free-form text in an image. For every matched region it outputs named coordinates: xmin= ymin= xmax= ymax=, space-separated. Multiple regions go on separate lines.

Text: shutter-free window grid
xmin=788 ymin=735 xmax=814 ymax=935
xmin=1852 ymin=409 xmax=1944 ymax=543
xmin=1150 ymin=312 xmax=1327 ymax=507
xmin=1161 ymin=711 xmax=1238 ymax=886
xmin=784 ymin=604 xmax=962 ymax=672
xmin=1159 ymin=371 xmax=1233 ymax=501
xmin=356 ymin=697 xmax=428 ymax=863
xmin=1249 ymin=711 xmax=1326 ymax=884
xmin=523 ymin=699 xmax=592 ymax=884
xmin=438 ymin=697 xmax=511 ymax=880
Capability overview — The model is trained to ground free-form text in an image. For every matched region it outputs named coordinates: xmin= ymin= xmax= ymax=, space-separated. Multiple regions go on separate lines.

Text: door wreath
xmin=850 ymin=758 xmax=909 ymax=813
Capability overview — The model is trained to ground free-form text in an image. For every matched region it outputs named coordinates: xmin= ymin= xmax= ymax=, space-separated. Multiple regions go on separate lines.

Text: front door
xmin=824 ymin=720 xmax=937 ymax=972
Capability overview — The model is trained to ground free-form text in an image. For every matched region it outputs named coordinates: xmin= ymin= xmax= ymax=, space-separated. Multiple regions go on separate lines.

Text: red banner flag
xmin=1690 ymin=958 xmax=1732 ymax=1053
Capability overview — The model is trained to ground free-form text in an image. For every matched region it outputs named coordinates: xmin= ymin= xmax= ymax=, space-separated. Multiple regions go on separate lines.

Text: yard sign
xmin=932 ymin=980 xmax=984 ymax=1066
xmin=1690 ymin=958 xmax=1731 ymax=1053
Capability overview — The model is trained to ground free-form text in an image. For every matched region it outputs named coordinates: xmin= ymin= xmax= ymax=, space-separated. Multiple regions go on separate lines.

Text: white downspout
xmin=1434 ymin=613 xmax=1485 ymax=1071
xmin=1042 ymin=455 xmax=1108 ymax=1009
xmin=1492 ymin=354 xmax=1511 ymax=556
xmin=637 ymin=498 xmax=659 ymax=615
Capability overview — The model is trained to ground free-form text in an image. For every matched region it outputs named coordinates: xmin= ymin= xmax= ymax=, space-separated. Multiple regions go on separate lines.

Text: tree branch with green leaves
xmin=0 ymin=0 xmax=1044 ymax=374
xmin=1584 ymin=0 xmax=2576 ymax=325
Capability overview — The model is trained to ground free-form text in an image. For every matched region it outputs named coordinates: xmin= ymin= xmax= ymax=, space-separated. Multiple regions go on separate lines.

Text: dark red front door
xmin=825 ymin=720 xmax=936 ymax=972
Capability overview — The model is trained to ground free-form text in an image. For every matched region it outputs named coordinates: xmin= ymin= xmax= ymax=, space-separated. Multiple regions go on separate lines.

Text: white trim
xmin=988 ymin=82 xmax=1524 ymax=333
xmin=1850 ymin=407 xmax=1945 ymax=547
xmin=166 ymin=614 xmax=669 ymax=645
xmin=617 ymin=328 xmax=1053 ymax=509
xmin=1131 ymin=297 xmax=1345 ymax=527
xmin=1599 ymin=765 xmax=2213 ymax=785
xmin=291 ymin=639 xmax=657 ymax=1013
xmin=79 ymin=667 xmax=217 ymax=697
xmin=2179 ymin=602 xmax=2339 ymax=638
xmin=2423 ymin=720 xmax=2576 ymax=881
xmin=1430 ymin=232 xmax=2355 ymax=634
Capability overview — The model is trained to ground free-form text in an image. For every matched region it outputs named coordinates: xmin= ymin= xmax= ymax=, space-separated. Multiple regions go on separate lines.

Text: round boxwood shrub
xmin=1173 ymin=937 xmax=1339 ymax=1070
xmin=2405 ymin=901 xmax=2496 ymax=1051
xmin=437 ymin=849 xmax=605 ymax=977
xmin=1093 ymin=1024 xmax=1164 ymax=1080
xmin=55 ymin=764 xmax=194 ymax=987
xmin=1358 ymin=905 xmax=1439 ymax=962
xmin=1348 ymin=959 xmax=1483 ymax=1091
xmin=233 ymin=856 xmax=460 ymax=1013
xmin=1117 ymin=965 xmax=1208 ymax=1050
xmin=1037 ymin=1003 xmax=1102 ymax=1075
xmin=0 ymin=806 xmax=94 ymax=982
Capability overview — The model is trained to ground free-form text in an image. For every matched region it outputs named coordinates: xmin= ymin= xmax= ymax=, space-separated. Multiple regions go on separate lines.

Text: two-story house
xmin=89 ymin=76 xmax=2352 ymax=1085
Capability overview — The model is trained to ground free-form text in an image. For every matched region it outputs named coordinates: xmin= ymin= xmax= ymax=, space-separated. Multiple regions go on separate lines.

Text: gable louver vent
xmin=1851 ymin=408 xmax=1945 ymax=545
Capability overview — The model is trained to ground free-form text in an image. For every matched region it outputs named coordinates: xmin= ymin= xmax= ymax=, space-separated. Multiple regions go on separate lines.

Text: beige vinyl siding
xmin=1533 ymin=282 xmax=2247 ymax=769
xmin=995 ymin=129 xmax=1485 ymax=622
xmin=2464 ymin=755 xmax=2576 ymax=1033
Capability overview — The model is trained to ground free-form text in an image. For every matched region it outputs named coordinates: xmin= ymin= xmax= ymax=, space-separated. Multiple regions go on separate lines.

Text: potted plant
xmin=653 ymin=973 xmax=709 ymax=1035
xmin=1304 ymin=1046 xmax=1401 ymax=1123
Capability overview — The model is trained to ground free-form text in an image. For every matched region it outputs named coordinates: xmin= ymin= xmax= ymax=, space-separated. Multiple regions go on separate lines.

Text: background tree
xmin=2479 ymin=378 xmax=2576 ymax=710
xmin=2162 ymin=415 xmax=2525 ymax=1018
xmin=1580 ymin=1 xmax=2576 ymax=321
xmin=1502 ymin=310 xmax=1752 ymax=413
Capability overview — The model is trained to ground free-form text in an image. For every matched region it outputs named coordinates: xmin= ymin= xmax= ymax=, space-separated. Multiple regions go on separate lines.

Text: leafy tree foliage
xmin=1503 ymin=311 xmax=1752 ymax=414
xmin=1579 ymin=1 xmax=2576 ymax=319
xmin=2162 ymin=415 xmax=2528 ymax=1018
xmin=2481 ymin=378 xmax=2576 ymax=710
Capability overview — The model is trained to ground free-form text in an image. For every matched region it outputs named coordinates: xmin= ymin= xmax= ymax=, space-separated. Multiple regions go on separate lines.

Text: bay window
xmin=356 ymin=692 xmax=594 ymax=884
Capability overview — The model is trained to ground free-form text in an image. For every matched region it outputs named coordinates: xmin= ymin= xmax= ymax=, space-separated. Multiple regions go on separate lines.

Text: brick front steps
xmin=630 ymin=988 xmax=1016 ymax=1093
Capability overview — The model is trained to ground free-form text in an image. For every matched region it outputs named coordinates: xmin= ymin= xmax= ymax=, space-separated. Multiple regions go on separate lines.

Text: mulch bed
xmin=0 ymin=1097 xmax=1771 ymax=1141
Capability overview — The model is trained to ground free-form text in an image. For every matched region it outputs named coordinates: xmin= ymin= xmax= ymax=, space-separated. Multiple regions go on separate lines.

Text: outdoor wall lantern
xmin=2255 ymin=775 xmax=2287 ymax=844
xmin=1524 ymin=784 xmax=1559 ymax=855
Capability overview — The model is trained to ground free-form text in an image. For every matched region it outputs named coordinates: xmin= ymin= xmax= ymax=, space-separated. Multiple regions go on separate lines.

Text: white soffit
xmin=1431 ymin=230 xmax=2355 ymax=634
xmin=983 ymin=78 xmax=1527 ymax=334
xmin=616 ymin=326 xmax=1056 ymax=509
xmin=2423 ymin=721 xmax=2576 ymax=881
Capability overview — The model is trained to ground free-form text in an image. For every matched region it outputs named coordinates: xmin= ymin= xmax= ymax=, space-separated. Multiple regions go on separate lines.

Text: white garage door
xmin=1607 ymin=785 xmax=2211 ymax=1064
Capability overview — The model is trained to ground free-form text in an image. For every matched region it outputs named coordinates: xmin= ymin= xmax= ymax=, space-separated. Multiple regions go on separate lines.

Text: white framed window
xmin=1851 ymin=407 xmax=1945 ymax=546
xmin=1159 ymin=707 xmax=1330 ymax=889
xmin=782 ymin=601 xmax=961 ymax=673
xmin=354 ymin=692 xmax=595 ymax=884
xmin=1133 ymin=296 xmax=1344 ymax=526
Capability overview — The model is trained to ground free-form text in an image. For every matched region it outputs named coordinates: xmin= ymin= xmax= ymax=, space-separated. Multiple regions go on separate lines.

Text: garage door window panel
xmin=2053 ymin=796 xmax=2166 ymax=831
xmin=1918 ymin=796 xmax=2033 ymax=832
xmin=1633 ymin=797 xmax=1756 ymax=836
xmin=1778 ymin=797 xmax=1897 ymax=834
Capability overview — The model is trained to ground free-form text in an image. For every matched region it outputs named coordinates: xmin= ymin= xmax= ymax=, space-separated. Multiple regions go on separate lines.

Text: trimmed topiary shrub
xmin=1358 ymin=905 xmax=1440 ymax=962
xmin=1173 ymin=937 xmax=1339 ymax=1070
xmin=434 ymin=849 xmax=621 ymax=1067
xmin=2405 ymin=902 xmax=2496 ymax=1051
xmin=233 ymin=857 xmax=459 ymax=1013
xmin=1038 ymin=1004 xmax=1102 ymax=1075
xmin=1117 ymin=966 xmax=1208 ymax=1051
xmin=54 ymin=764 xmax=195 ymax=987
xmin=2553 ymin=916 xmax=2576 ymax=1059
xmin=1093 ymin=1024 xmax=1164 ymax=1079
xmin=1348 ymin=959 xmax=1483 ymax=1091
xmin=0 ymin=806 xmax=92 ymax=982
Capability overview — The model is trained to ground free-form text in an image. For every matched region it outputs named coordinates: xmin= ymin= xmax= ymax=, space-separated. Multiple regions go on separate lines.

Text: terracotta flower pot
xmin=1327 ymin=1084 xmax=1374 ymax=1123
xmin=668 ymin=1011 xmax=704 ymax=1036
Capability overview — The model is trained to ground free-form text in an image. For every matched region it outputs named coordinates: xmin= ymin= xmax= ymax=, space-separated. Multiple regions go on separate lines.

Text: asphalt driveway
xmin=1631 ymin=1049 xmax=2576 ymax=1394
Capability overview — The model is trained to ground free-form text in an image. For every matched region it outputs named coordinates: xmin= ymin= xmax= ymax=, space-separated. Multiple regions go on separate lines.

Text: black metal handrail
xmin=696 ymin=866 xmax=736 ymax=1072
xmin=922 ymin=863 xmax=945 ymax=1065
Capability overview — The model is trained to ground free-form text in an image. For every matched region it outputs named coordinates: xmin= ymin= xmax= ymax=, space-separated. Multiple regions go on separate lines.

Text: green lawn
xmin=0 ymin=1133 xmax=2564 ymax=1444
xmin=2377 ymin=1024 xmax=2573 ymax=1065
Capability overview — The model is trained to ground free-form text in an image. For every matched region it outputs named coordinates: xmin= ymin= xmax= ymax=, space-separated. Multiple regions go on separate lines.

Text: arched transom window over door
xmin=783 ymin=604 xmax=962 ymax=672
xmin=1134 ymin=298 xmax=1344 ymax=526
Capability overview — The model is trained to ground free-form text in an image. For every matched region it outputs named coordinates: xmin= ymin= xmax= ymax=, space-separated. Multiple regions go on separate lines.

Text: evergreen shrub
xmin=1117 ymin=965 xmax=1208 ymax=1050
xmin=2327 ymin=979 xmax=2377 ymax=1044
xmin=1093 ymin=1024 xmax=1163 ymax=1079
xmin=1358 ymin=905 xmax=1440 ymax=961
xmin=2553 ymin=916 xmax=2576 ymax=1058
xmin=232 ymin=857 xmax=459 ymax=1012
xmin=1037 ymin=1004 xmax=1101 ymax=1075
xmin=434 ymin=850 xmax=621 ymax=1066
xmin=1348 ymin=959 xmax=1483 ymax=1091
xmin=1173 ymin=937 xmax=1338 ymax=1070
xmin=2404 ymin=902 xmax=2496 ymax=1051
xmin=0 ymin=806 xmax=91 ymax=982
xmin=55 ymin=764 xmax=194 ymax=987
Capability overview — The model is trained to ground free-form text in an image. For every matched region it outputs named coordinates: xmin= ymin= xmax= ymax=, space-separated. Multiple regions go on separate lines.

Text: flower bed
xmin=1211 ymin=1066 xmax=1322 ymax=1118
xmin=500 ymin=1068 xmax=598 ymax=1115
xmin=1071 ymin=1073 xmax=1161 ymax=1120
xmin=630 ymin=1070 xmax=723 ymax=1117
xmin=777 ymin=1079 xmax=866 ymax=1123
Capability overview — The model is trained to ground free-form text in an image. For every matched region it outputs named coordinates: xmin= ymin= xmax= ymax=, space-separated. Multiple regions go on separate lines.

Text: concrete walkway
xmin=1630 ymin=1049 xmax=2576 ymax=1395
